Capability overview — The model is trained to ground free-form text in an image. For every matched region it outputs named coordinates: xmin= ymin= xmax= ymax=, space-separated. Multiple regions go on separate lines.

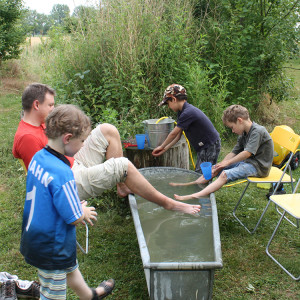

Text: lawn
xmin=0 ymin=58 xmax=299 ymax=299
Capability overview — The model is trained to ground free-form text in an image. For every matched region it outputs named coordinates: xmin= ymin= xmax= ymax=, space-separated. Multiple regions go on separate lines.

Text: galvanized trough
xmin=129 ymin=167 xmax=223 ymax=300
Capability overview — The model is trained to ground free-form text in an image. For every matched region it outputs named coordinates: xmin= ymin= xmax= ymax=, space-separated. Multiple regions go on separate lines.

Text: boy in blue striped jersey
xmin=20 ymin=104 xmax=115 ymax=300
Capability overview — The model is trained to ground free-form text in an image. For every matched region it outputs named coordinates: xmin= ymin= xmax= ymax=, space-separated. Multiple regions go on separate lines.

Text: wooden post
xmin=125 ymin=136 xmax=190 ymax=169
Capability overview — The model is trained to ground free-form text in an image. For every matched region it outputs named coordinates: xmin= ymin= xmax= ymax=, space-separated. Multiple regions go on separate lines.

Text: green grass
xmin=0 ymin=60 xmax=299 ymax=299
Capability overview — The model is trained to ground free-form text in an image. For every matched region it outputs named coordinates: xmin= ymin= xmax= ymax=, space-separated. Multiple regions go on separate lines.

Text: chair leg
xmin=274 ymin=181 xmax=298 ymax=227
xmin=233 ymin=182 xmax=272 ymax=234
xmin=266 ymin=212 xmax=300 ymax=281
xmin=275 ymin=204 xmax=298 ymax=227
xmin=232 ymin=182 xmax=253 ymax=234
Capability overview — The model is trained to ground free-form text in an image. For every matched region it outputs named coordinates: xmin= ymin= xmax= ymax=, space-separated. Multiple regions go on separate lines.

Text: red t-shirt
xmin=13 ymin=120 xmax=74 ymax=169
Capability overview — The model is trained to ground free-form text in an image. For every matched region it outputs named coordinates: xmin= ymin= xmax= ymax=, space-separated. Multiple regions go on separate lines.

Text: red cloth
xmin=13 ymin=120 xmax=74 ymax=169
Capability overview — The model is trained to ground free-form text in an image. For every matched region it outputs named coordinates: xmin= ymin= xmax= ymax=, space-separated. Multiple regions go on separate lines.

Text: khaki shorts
xmin=72 ymin=125 xmax=129 ymax=199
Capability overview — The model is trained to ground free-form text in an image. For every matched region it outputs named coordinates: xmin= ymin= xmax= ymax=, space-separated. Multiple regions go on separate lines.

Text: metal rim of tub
xmin=129 ymin=167 xmax=223 ymax=270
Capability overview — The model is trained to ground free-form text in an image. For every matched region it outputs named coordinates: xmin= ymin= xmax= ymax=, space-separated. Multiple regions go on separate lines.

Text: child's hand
xmin=213 ymin=162 xmax=227 ymax=174
xmin=152 ymin=146 xmax=165 ymax=157
xmin=81 ymin=201 xmax=97 ymax=226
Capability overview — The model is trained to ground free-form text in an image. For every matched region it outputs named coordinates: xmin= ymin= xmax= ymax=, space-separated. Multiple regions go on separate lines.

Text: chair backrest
xmin=270 ymin=126 xmax=300 ymax=154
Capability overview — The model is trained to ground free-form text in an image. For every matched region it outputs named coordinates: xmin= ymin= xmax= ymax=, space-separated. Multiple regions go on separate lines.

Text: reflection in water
xmin=135 ymin=169 xmax=215 ymax=263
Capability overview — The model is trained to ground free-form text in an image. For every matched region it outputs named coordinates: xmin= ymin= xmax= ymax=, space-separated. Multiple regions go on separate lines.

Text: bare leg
xmin=67 ymin=268 xmax=114 ymax=300
xmin=169 ymin=175 xmax=209 ymax=187
xmin=174 ymin=172 xmax=228 ymax=201
xmin=100 ymin=123 xmax=124 ymax=158
xmin=100 ymin=124 xmax=132 ymax=196
xmin=124 ymin=162 xmax=201 ymax=215
xmin=169 ymin=168 xmax=221 ymax=187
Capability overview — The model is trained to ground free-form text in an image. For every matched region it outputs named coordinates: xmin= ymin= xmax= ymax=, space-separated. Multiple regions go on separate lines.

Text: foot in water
xmin=173 ymin=200 xmax=201 ymax=215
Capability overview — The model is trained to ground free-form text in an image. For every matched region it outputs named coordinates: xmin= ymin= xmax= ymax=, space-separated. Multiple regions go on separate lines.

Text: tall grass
xmin=39 ymin=0 xmax=228 ymax=138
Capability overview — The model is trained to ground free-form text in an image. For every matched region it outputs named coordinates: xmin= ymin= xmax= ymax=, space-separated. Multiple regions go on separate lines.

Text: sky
xmin=23 ymin=0 xmax=97 ymax=15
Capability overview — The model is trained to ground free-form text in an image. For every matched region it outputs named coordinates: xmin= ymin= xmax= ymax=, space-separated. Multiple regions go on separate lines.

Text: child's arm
xmin=152 ymin=127 xmax=182 ymax=156
xmin=214 ymin=151 xmax=251 ymax=173
xmin=71 ymin=201 xmax=97 ymax=226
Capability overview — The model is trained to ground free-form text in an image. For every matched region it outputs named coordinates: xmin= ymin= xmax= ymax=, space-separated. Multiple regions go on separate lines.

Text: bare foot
xmin=95 ymin=279 xmax=115 ymax=298
xmin=117 ymin=182 xmax=132 ymax=197
xmin=171 ymin=201 xmax=201 ymax=215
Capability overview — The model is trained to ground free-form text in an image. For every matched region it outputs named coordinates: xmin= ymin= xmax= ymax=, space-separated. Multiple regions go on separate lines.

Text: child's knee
xmin=219 ymin=171 xmax=228 ymax=183
xmin=99 ymin=123 xmax=119 ymax=138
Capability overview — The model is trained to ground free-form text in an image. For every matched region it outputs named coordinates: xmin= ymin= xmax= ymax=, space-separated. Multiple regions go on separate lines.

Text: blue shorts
xmin=223 ymin=162 xmax=258 ymax=183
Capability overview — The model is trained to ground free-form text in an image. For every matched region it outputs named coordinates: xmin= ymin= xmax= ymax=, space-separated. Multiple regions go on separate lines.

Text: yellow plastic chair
xmin=233 ymin=126 xmax=300 ymax=234
xmin=18 ymin=158 xmax=89 ymax=254
xmin=266 ymin=178 xmax=300 ymax=281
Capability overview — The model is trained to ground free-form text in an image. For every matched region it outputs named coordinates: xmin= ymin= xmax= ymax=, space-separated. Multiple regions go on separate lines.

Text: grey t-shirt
xmin=232 ymin=122 xmax=273 ymax=177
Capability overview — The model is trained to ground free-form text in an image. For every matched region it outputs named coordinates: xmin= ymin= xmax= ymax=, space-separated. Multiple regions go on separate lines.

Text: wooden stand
xmin=125 ymin=136 xmax=189 ymax=169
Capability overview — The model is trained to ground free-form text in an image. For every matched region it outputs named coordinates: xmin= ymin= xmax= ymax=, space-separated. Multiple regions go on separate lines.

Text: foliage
xmin=36 ymin=0 xmax=299 ymax=139
xmin=193 ymin=0 xmax=300 ymax=109
xmin=64 ymin=6 xmax=98 ymax=33
xmin=41 ymin=0 xmax=228 ymax=138
xmin=50 ymin=4 xmax=70 ymax=26
xmin=23 ymin=9 xmax=52 ymax=36
xmin=23 ymin=4 xmax=92 ymax=36
xmin=0 ymin=0 xmax=27 ymax=63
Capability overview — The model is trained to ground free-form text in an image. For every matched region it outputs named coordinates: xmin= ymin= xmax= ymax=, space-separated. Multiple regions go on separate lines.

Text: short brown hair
xmin=45 ymin=104 xmax=91 ymax=139
xmin=22 ymin=83 xmax=55 ymax=111
xmin=222 ymin=105 xmax=250 ymax=124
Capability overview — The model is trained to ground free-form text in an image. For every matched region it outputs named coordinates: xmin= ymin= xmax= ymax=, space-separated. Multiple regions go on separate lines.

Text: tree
xmin=50 ymin=4 xmax=70 ymax=26
xmin=0 ymin=0 xmax=26 ymax=63
xmin=24 ymin=10 xmax=52 ymax=36
xmin=64 ymin=5 xmax=97 ymax=33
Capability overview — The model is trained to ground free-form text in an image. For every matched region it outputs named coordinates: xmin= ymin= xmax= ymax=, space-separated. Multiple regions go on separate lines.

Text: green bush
xmin=40 ymin=0 xmax=228 ymax=139
xmin=40 ymin=0 xmax=299 ymax=139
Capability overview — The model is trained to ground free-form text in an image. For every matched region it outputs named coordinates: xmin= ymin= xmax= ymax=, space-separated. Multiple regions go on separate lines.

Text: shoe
xmin=15 ymin=280 xmax=40 ymax=299
xmin=0 ymin=280 xmax=17 ymax=300
xmin=91 ymin=279 xmax=115 ymax=300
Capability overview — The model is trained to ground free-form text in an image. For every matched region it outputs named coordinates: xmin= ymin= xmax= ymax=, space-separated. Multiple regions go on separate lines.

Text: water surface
xmin=135 ymin=168 xmax=214 ymax=263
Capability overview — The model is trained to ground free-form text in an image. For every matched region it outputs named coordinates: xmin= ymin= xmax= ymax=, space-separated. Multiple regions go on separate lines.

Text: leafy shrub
xmin=40 ymin=0 xmax=299 ymax=139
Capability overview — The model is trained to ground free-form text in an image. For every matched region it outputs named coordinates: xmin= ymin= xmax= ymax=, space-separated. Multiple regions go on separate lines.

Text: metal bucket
xmin=142 ymin=119 xmax=175 ymax=149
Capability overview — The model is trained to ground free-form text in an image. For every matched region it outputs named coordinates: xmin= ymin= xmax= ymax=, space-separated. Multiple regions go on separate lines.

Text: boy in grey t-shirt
xmin=173 ymin=105 xmax=274 ymax=201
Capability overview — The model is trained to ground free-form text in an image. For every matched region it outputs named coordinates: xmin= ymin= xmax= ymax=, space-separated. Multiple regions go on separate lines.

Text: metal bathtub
xmin=128 ymin=167 xmax=223 ymax=300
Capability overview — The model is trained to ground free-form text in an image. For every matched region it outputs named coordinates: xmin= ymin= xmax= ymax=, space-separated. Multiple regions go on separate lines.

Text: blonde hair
xmin=222 ymin=105 xmax=250 ymax=124
xmin=45 ymin=104 xmax=91 ymax=139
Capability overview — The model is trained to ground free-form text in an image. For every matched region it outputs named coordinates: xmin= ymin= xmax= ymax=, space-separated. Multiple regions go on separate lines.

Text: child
xmin=13 ymin=83 xmax=200 ymax=216
xmin=152 ymin=84 xmax=221 ymax=173
xmin=20 ymin=104 xmax=115 ymax=300
xmin=173 ymin=105 xmax=274 ymax=200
